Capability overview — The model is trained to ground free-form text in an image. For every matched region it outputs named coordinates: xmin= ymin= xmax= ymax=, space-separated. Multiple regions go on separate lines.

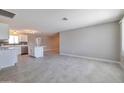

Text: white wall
xmin=60 ymin=22 xmax=120 ymax=61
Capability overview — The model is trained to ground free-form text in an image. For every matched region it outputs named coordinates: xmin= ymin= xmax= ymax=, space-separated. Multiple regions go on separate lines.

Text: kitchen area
xmin=0 ymin=21 xmax=59 ymax=70
xmin=0 ymin=22 xmax=47 ymax=69
xmin=3 ymin=33 xmax=29 ymax=55
xmin=0 ymin=23 xmax=29 ymax=69
xmin=2 ymin=25 xmax=44 ymax=68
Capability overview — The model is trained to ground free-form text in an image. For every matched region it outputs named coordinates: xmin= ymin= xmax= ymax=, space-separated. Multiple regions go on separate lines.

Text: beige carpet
xmin=0 ymin=54 xmax=124 ymax=83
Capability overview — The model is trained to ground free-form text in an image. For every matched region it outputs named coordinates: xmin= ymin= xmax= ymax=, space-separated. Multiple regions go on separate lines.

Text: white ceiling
xmin=0 ymin=9 xmax=124 ymax=33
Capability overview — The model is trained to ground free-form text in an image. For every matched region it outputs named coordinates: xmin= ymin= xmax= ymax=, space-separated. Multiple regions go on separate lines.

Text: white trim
xmin=60 ymin=53 xmax=120 ymax=63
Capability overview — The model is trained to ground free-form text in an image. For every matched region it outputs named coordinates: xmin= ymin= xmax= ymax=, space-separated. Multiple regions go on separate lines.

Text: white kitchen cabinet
xmin=0 ymin=23 xmax=9 ymax=40
xmin=0 ymin=48 xmax=19 ymax=69
xmin=19 ymin=35 xmax=28 ymax=42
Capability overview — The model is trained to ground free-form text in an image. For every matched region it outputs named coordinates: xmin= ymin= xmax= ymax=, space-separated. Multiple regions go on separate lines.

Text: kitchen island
xmin=28 ymin=46 xmax=45 ymax=58
xmin=0 ymin=47 xmax=20 ymax=69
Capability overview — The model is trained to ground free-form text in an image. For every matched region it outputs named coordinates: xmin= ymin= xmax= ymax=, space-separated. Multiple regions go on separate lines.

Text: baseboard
xmin=60 ymin=53 xmax=120 ymax=63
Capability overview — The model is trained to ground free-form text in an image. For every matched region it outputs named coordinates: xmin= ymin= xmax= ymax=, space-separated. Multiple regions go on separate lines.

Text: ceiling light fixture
xmin=62 ymin=17 xmax=68 ymax=21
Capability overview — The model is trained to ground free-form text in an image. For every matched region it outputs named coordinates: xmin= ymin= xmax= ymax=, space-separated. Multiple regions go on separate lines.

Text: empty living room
xmin=0 ymin=9 xmax=124 ymax=83
xmin=1 ymin=0 xmax=124 ymax=93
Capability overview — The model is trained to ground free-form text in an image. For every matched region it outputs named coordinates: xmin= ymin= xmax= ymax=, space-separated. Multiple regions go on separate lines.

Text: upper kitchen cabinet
xmin=19 ymin=35 xmax=28 ymax=42
xmin=0 ymin=23 xmax=9 ymax=40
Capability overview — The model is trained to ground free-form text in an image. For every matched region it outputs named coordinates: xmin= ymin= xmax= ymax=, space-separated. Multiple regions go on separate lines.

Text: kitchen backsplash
xmin=0 ymin=40 xmax=8 ymax=46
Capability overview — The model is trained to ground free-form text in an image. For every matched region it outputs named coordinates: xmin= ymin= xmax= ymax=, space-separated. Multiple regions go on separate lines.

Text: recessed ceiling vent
xmin=0 ymin=9 xmax=16 ymax=18
xmin=62 ymin=17 xmax=68 ymax=21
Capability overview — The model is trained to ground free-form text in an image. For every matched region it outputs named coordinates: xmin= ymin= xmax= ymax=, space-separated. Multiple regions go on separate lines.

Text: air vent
xmin=0 ymin=9 xmax=16 ymax=18
xmin=62 ymin=17 xmax=68 ymax=21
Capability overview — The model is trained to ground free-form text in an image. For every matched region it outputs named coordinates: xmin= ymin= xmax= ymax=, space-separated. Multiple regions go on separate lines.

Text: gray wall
xmin=60 ymin=22 xmax=120 ymax=61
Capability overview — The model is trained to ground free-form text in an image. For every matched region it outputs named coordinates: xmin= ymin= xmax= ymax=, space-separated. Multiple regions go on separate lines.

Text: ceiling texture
xmin=0 ymin=9 xmax=124 ymax=33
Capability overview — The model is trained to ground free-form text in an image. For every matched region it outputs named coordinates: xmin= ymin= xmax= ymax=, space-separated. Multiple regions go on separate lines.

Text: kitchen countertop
xmin=0 ymin=45 xmax=28 ymax=48
xmin=0 ymin=47 xmax=19 ymax=50
xmin=0 ymin=44 xmax=28 ymax=50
